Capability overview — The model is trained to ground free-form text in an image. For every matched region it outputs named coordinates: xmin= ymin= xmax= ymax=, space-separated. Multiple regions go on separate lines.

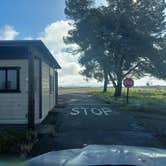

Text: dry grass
xmin=92 ymin=86 xmax=166 ymax=114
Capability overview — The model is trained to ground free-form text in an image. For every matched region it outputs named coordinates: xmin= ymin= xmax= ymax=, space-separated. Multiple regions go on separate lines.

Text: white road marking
xmin=70 ymin=107 xmax=112 ymax=116
xmin=91 ymin=108 xmax=103 ymax=116
xmin=82 ymin=108 xmax=88 ymax=116
xmin=70 ymin=108 xmax=80 ymax=116
xmin=102 ymin=108 xmax=112 ymax=116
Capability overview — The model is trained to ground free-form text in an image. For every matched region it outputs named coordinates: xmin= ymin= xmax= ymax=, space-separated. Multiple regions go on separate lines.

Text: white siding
xmin=0 ymin=60 xmax=28 ymax=124
xmin=41 ymin=62 xmax=55 ymax=121
xmin=42 ymin=62 xmax=50 ymax=120
xmin=49 ymin=68 xmax=55 ymax=108
xmin=0 ymin=59 xmax=57 ymax=124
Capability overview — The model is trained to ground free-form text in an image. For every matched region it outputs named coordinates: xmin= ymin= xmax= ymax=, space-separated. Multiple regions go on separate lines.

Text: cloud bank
xmin=0 ymin=25 xmax=19 ymax=40
xmin=39 ymin=20 xmax=166 ymax=86
xmin=39 ymin=20 xmax=99 ymax=86
xmin=0 ymin=22 xmax=165 ymax=86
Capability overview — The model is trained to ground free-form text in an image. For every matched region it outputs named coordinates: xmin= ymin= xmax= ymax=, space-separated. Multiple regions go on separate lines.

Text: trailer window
xmin=7 ymin=70 xmax=18 ymax=90
xmin=0 ymin=67 xmax=20 ymax=92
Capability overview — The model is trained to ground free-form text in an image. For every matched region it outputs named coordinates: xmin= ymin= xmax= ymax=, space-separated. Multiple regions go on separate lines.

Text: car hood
xmin=26 ymin=145 xmax=166 ymax=166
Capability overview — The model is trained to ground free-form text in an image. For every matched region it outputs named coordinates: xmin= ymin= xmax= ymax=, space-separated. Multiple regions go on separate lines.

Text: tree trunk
xmin=103 ymin=71 xmax=108 ymax=93
xmin=114 ymin=77 xmax=122 ymax=97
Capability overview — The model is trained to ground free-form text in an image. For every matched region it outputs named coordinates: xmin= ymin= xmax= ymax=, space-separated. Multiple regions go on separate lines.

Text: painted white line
xmin=102 ymin=108 xmax=112 ymax=116
xmin=91 ymin=108 xmax=103 ymax=116
xmin=70 ymin=108 xmax=80 ymax=116
xmin=82 ymin=108 xmax=88 ymax=116
xmin=70 ymin=107 xmax=112 ymax=116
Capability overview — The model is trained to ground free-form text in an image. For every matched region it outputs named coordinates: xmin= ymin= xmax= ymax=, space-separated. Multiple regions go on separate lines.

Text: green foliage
xmin=65 ymin=0 xmax=166 ymax=96
xmin=65 ymin=0 xmax=94 ymax=20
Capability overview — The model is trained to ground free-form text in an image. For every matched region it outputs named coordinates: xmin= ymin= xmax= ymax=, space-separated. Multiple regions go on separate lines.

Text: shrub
xmin=0 ymin=129 xmax=38 ymax=158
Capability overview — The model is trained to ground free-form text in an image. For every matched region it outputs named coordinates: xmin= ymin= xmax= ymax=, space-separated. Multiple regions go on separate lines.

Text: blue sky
xmin=0 ymin=0 xmax=165 ymax=86
xmin=0 ymin=0 xmax=66 ymax=39
xmin=0 ymin=0 xmax=104 ymax=39
xmin=0 ymin=0 xmax=112 ymax=87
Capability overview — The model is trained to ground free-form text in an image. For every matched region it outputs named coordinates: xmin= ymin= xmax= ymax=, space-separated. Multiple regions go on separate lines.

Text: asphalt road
xmin=31 ymin=88 xmax=166 ymax=157
xmin=53 ymin=89 xmax=165 ymax=150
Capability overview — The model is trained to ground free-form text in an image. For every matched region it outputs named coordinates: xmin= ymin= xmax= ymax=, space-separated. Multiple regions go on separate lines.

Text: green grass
xmin=92 ymin=87 xmax=166 ymax=115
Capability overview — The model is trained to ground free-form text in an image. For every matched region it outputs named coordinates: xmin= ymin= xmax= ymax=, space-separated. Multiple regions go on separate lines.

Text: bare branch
xmin=123 ymin=61 xmax=142 ymax=78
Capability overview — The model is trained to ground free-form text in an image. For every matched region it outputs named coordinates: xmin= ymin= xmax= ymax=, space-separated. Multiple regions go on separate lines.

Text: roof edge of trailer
xmin=0 ymin=40 xmax=61 ymax=69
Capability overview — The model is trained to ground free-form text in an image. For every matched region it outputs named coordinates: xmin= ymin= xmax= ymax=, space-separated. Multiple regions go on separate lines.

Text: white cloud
xmin=95 ymin=0 xmax=108 ymax=6
xmin=39 ymin=20 xmax=99 ymax=86
xmin=0 ymin=22 xmax=164 ymax=87
xmin=39 ymin=20 xmax=74 ymax=54
xmin=24 ymin=36 xmax=33 ymax=40
xmin=39 ymin=20 xmax=166 ymax=87
xmin=0 ymin=25 xmax=19 ymax=40
xmin=135 ymin=76 xmax=166 ymax=86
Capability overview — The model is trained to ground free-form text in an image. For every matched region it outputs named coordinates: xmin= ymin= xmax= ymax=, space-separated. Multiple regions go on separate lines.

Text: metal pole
xmin=127 ymin=88 xmax=129 ymax=104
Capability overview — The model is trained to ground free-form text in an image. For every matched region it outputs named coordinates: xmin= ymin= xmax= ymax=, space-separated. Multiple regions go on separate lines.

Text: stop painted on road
xmin=70 ymin=107 xmax=112 ymax=116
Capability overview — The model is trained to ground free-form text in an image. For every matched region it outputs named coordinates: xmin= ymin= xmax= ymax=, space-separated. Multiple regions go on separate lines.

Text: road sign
xmin=123 ymin=78 xmax=134 ymax=104
xmin=123 ymin=78 xmax=134 ymax=88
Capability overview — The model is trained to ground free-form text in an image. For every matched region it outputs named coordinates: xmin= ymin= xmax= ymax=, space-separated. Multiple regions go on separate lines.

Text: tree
xmin=79 ymin=46 xmax=109 ymax=92
xmin=65 ymin=2 xmax=110 ymax=92
xmin=103 ymin=0 xmax=166 ymax=96
xmin=65 ymin=0 xmax=93 ymax=20
xmin=64 ymin=0 xmax=166 ymax=96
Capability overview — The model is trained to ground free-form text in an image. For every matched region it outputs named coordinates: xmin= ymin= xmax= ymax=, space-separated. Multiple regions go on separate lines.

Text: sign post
xmin=126 ymin=87 xmax=129 ymax=104
xmin=123 ymin=78 xmax=134 ymax=104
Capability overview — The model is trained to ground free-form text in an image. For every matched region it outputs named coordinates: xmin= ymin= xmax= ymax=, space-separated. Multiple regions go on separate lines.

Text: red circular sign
xmin=123 ymin=78 xmax=134 ymax=88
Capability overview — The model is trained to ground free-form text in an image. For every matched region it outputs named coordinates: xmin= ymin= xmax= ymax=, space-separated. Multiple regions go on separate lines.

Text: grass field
xmin=91 ymin=87 xmax=166 ymax=115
